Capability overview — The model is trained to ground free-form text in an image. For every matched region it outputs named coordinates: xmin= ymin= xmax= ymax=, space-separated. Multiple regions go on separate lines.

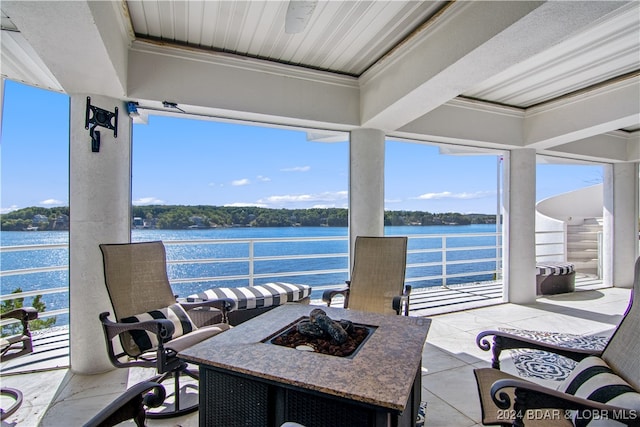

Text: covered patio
xmin=1 ymin=1 xmax=639 ymax=425
xmin=1 ymin=279 xmax=631 ymax=426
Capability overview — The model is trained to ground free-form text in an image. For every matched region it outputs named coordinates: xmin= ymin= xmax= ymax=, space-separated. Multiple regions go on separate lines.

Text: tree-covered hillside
xmin=1 ymin=205 xmax=497 ymax=230
xmin=0 ymin=206 xmax=70 ymax=231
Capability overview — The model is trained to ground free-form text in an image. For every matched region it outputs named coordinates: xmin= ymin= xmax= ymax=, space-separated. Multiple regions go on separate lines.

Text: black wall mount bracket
xmin=85 ymin=96 xmax=118 ymax=152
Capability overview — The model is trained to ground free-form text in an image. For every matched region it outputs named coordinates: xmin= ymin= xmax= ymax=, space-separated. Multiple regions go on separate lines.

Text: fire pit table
xmin=179 ymin=303 xmax=431 ymax=427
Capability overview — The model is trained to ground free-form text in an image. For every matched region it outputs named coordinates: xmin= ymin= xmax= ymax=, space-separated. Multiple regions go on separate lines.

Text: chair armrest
xmin=490 ymin=377 xmax=640 ymax=426
xmin=322 ymin=286 xmax=350 ymax=307
xmin=180 ymin=298 xmax=235 ymax=324
xmin=99 ymin=312 xmax=175 ymax=342
xmin=83 ymin=380 xmax=166 ymax=427
xmin=0 ymin=307 xmax=38 ymax=360
xmin=99 ymin=312 xmax=184 ymax=373
xmin=392 ymin=285 xmax=412 ymax=315
xmin=0 ymin=307 xmax=38 ymax=322
xmin=180 ymin=298 xmax=234 ymax=312
xmin=477 ymin=330 xmax=602 ymax=369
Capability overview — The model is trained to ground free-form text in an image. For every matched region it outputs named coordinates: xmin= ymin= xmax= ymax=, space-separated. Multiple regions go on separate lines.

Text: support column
xmin=69 ymin=94 xmax=131 ymax=374
xmin=602 ymin=162 xmax=638 ymax=288
xmin=349 ymin=128 xmax=385 ymax=267
xmin=0 ymin=78 xmax=4 ymax=140
xmin=502 ymin=149 xmax=537 ymax=304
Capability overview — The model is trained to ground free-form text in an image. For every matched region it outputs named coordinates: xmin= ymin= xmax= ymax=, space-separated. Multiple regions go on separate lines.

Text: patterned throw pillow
xmin=558 ymin=356 xmax=640 ymax=427
xmin=121 ymin=303 xmax=197 ymax=353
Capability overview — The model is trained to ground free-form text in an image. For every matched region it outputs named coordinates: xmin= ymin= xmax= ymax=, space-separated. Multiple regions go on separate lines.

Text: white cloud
xmin=414 ymin=191 xmax=494 ymax=200
xmin=311 ymin=203 xmax=348 ymax=209
xmin=280 ymin=166 xmax=310 ymax=172
xmin=232 ymin=178 xmax=250 ymax=186
xmin=41 ymin=199 xmax=65 ymax=206
xmin=257 ymin=175 xmax=271 ymax=182
xmin=208 ymin=182 xmax=224 ymax=187
xmin=258 ymin=190 xmax=347 ymax=205
xmin=133 ymin=197 xmax=165 ymax=205
xmin=0 ymin=205 xmax=20 ymax=214
xmin=223 ymin=202 xmax=268 ymax=207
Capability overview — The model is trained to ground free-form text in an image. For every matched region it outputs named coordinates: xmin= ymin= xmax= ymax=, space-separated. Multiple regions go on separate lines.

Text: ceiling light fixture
xmin=285 ymin=1 xmax=317 ymax=34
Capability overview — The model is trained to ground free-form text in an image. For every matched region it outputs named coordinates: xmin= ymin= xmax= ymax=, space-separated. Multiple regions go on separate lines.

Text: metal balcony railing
xmin=0 ymin=232 xmax=503 ymax=327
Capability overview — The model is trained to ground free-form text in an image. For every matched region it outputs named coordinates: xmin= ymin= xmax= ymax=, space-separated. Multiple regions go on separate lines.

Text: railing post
xmin=248 ymin=240 xmax=255 ymax=286
xmin=597 ymin=231 xmax=603 ymax=279
xmin=442 ymin=236 xmax=447 ymax=287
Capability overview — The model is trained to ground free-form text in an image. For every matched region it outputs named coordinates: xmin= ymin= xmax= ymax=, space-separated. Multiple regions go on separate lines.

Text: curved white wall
xmin=535 ymin=184 xmax=603 ymax=261
xmin=537 ymin=184 xmax=603 ymax=225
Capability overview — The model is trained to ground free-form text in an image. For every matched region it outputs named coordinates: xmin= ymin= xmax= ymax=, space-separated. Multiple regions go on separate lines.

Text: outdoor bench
xmin=536 ymin=261 xmax=576 ymax=295
xmin=185 ymin=282 xmax=312 ymax=326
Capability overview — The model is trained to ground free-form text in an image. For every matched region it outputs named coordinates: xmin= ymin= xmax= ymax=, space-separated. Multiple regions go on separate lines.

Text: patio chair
xmin=98 ymin=241 xmax=232 ymax=419
xmin=1 ymin=306 xmax=38 ymax=361
xmin=83 ymin=380 xmax=165 ymax=427
xmin=1 ymin=306 xmax=38 ymax=421
xmin=473 ymin=257 xmax=640 ymax=426
xmin=322 ymin=236 xmax=411 ymax=315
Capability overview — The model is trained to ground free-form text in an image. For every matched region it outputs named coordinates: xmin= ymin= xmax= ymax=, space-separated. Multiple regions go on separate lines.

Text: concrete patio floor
xmin=1 ymin=279 xmax=631 ymax=426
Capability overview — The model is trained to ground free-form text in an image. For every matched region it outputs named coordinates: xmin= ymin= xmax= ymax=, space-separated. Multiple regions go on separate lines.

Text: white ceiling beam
xmin=0 ymin=30 xmax=63 ymax=93
xmin=395 ymin=98 xmax=524 ymax=148
xmin=1 ymin=1 xmax=131 ymax=97
xmin=523 ymin=76 xmax=640 ymax=149
xmin=394 ymin=81 xmax=640 ymax=163
xmin=538 ymin=132 xmax=630 ymax=163
xmin=359 ymin=1 xmax=632 ymax=132
xmin=626 ymin=131 xmax=640 ymax=162
xmin=127 ymin=41 xmax=360 ymax=131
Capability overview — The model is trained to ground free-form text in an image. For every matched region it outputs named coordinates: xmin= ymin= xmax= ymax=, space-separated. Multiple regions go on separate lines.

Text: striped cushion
xmin=536 ymin=262 xmax=575 ymax=276
xmin=558 ymin=356 xmax=640 ymax=426
xmin=187 ymin=283 xmax=311 ymax=310
xmin=120 ymin=303 xmax=197 ymax=353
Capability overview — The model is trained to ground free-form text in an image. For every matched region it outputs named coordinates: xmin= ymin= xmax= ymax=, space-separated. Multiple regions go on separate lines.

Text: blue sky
xmin=1 ymin=80 xmax=603 ymax=215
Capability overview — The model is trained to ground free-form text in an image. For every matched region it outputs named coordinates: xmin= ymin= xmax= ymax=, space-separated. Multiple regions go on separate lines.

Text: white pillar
xmin=0 ymin=78 xmax=4 ymax=140
xmin=69 ymin=94 xmax=131 ymax=374
xmin=503 ymin=149 xmax=537 ymax=304
xmin=602 ymin=162 xmax=638 ymax=288
xmin=349 ymin=128 xmax=385 ymax=267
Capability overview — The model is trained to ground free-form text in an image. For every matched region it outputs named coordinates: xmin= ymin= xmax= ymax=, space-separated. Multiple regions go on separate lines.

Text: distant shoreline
xmin=2 ymin=205 xmax=498 ymax=231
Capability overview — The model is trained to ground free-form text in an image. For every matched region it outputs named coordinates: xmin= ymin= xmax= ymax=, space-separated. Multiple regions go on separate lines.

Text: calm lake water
xmin=1 ymin=224 xmax=500 ymax=326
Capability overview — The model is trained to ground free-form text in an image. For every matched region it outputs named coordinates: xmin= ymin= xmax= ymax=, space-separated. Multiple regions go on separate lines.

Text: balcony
xmin=0 ymin=276 xmax=625 ymax=426
xmin=1 ymin=231 xmax=504 ymax=329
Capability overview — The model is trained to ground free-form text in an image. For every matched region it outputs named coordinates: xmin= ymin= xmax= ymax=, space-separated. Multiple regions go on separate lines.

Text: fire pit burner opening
xmin=263 ymin=316 xmax=376 ymax=358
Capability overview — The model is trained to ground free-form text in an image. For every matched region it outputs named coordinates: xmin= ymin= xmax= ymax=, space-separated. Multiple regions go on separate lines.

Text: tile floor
xmin=1 ymin=285 xmax=632 ymax=427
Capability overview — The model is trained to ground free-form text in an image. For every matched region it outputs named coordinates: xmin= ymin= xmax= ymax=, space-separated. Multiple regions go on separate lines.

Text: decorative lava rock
xmin=270 ymin=309 xmax=372 ymax=358
xmin=307 ymin=308 xmax=349 ymax=343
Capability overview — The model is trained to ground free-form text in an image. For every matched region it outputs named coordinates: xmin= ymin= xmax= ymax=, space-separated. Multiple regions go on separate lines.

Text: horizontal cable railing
xmin=0 ymin=232 xmax=503 ymax=326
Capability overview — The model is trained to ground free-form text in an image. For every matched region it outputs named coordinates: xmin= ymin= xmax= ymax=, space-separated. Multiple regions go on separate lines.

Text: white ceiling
xmin=1 ymin=0 xmax=639 ymax=159
xmin=124 ymin=0 xmax=640 ymax=112
xmin=127 ymin=0 xmax=447 ymax=77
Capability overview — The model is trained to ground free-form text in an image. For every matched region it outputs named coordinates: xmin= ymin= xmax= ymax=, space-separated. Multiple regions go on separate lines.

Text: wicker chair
xmin=83 ymin=380 xmax=165 ymax=427
xmin=322 ymin=236 xmax=411 ymax=315
xmin=474 ymin=257 xmax=640 ymax=426
xmin=98 ymin=241 xmax=232 ymax=419
xmin=1 ymin=306 xmax=38 ymax=421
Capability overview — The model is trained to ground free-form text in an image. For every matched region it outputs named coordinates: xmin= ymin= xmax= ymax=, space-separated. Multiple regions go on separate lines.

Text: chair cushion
xmin=164 ymin=323 xmax=230 ymax=353
xmin=120 ymin=303 xmax=198 ymax=353
xmin=187 ymin=283 xmax=312 ymax=310
xmin=536 ymin=262 xmax=575 ymax=276
xmin=558 ymin=356 xmax=640 ymax=426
